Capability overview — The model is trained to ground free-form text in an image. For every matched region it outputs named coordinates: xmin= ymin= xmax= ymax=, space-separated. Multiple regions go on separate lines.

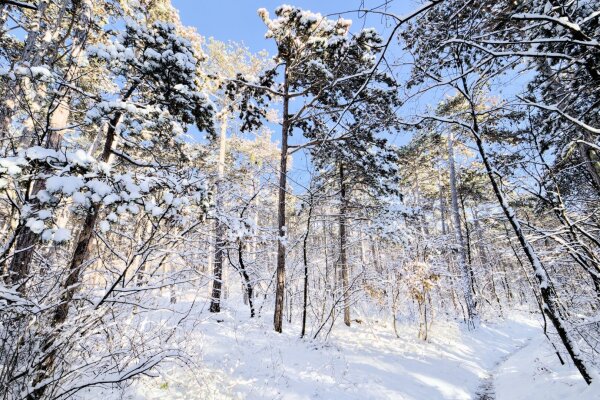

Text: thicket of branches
xmin=1 ymin=0 xmax=599 ymax=397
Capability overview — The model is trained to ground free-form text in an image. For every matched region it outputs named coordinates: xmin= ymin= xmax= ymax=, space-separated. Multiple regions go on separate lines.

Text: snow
xmin=261 ymin=5 xmax=352 ymax=42
xmin=0 ymin=157 xmax=25 ymax=175
xmin=25 ymin=146 xmax=60 ymax=161
xmin=79 ymin=298 xmax=594 ymax=400
xmin=36 ymin=190 xmax=52 ymax=203
xmin=67 ymin=149 xmax=95 ymax=167
xmin=163 ymin=191 xmax=174 ymax=205
xmin=151 ymin=206 xmax=164 ymax=216
xmin=8 ymin=64 xmax=55 ymax=82
xmin=72 ymin=191 xmax=87 ymax=205
xmin=106 ymin=212 xmax=118 ymax=222
xmin=99 ymin=220 xmax=110 ymax=233
xmin=33 ymin=222 xmax=72 ymax=243
xmin=0 ymin=284 xmax=39 ymax=311
xmin=25 ymin=218 xmax=45 ymax=234
xmin=53 ymin=227 xmax=72 ymax=242
xmin=495 ymin=336 xmax=596 ymax=399
xmin=513 ymin=13 xmax=583 ymax=33
xmin=41 ymin=229 xmax=54 ymax=241
xmin=29 ymin=66 xmax=54 ymax=81
xmin=37 ymin=209 xmax=52 ymax=220
xmin=103 ymin=193 xmax=121 ymax=205
xmin=87 ymin=179 xmax=113 ymax=197
xmin=139 ymin=181 xmax=151 ymax=193
xmin=46 ymin=175 xmax=85 ymax=195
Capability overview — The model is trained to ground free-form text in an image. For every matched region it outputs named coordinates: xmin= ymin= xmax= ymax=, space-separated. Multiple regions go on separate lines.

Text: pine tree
xmin=230 ymin=5 xmax=398 ymax=332
xmin=403 ymin=5 xmax=596 ymax=381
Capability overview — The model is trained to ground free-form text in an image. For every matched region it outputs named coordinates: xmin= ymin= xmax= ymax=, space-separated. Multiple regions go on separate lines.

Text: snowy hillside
xmin=2 ymin=1 xmax=599 ymax=398
xmin=80 ymin=295 xmax=597 ymax=400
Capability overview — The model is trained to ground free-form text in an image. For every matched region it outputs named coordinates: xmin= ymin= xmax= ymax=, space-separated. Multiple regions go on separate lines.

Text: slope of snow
xmin=495 ymin=335 xmax=597 ymax=400
xmin=78 ymin=296 xmax=594 ymax=399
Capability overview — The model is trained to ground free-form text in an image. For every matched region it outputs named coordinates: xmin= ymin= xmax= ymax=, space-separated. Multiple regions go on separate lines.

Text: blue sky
xmin=172 ymin=0 xmax=417 ymax=55
xmin=167 ymin=2 xmax=530 ymax=194
xmin=170 ymin=1 xmax=424 ymax=190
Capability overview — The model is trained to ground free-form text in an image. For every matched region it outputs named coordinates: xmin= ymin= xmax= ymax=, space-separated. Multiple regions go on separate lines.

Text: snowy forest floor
xmin=83 ymin=295 xmax=597 ymax=400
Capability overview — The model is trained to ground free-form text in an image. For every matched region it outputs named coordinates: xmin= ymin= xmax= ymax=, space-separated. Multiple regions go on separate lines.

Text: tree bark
xmin=273 ymin=64 xmax=289 ymax=333
xmin=301 ymin=193 xmax=313 ymax=338
xmin=339 ymin=163 xmax=351 ymax=327
xmin=237 ymin=240 xmax=255 ymax=317
xmin=465 ymin=93 xmax=594 ymax=384
xmin=0 ymin=0 xmax=50 ymax=138
xmin=437 ymin=168 xmax=448 ymax=235
xmin=210 ymin=116 xmax=228 ymax=312
xmin=30 ymin=82 xmax=139 ymax=398
xmin=7 ymin=0 xmax=93 ymax=286
xmin=447 ymin=130 xmax=477 ymax=326
xmin=578 ymin=139 xmax=600 ymax=195
xmin=53 ymin=81 xmax=137 ymax=321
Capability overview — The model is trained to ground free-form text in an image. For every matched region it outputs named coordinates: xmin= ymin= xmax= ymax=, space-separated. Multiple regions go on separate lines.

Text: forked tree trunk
xmin=7 ymin=0 xmax=93 ymax=287
xmin=447 ymin=130 xmax=477 ymax=327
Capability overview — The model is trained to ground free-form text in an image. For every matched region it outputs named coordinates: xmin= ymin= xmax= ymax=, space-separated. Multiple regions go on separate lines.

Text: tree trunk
xmin=578 ymin=141 xmax=600 ymax=195
xmin=447 ymin=130 xmax=477 ymax=326
xmin=339 ymin=163 xmax=351 ymax=327
xmin=0 ymin=0 xmax=50 ymax=138
xmin=7 ymin=0 xmax=93 ymax=286
xmin=237 ymin=240 xmax=255 ymax=317
xmin=465 ymin=92 xmax=594 ymax=384
xmin=460 ymin=193 xmax=478 ymax=295
xmin=320 ymin=219 xmax=330 ymax=325
xmin=273 ymin=65 xmax=290 ymax=333
xmin=31 ymin=81 xmax=141 ymax=398
xmin=438 ymin=168 xmax=448 ymax=235
xmin=210 ymin=116 xmax=228 ymax=312
xmin=53 ymin=84 xmax=135 ymax=320
xmin=359 ymin=230 xmax=367 ymax=285
xmin=301 ymin=193 xmax=313 ymax=338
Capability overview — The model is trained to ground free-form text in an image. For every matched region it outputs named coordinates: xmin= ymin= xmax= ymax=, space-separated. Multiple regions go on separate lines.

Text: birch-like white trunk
xmin=210 ymin=115 xmax=228 ymax=312
xmin=447 ymin=130 xmax=477 ymax=326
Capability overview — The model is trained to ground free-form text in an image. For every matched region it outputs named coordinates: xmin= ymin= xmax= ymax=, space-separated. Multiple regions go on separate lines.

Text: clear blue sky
xmin=170 ymin=1 xmax=422 ymax=191
xmin=171 ymin=0 xmax=417 ymax=55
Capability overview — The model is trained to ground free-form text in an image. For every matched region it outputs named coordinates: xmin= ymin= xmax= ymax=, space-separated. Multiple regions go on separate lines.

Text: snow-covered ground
xmin=494 ymin=334 xmax=597 ymax=400
xmin=82 ymin=297 xmax=597 ymax=400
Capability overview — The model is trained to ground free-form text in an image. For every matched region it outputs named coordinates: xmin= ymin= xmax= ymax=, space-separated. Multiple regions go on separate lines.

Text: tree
xmin=312 ymin=126 xmax=400 ymax=326
xmin=230 ymin=5 xmax=398 ymax=332
xmin=438 ymin=98 xmax=479 ymax=327
xmin=203 ymin=39 xmax=270 ymax=313
xmin=2 ymin=0 xmax=94 ymax=285
xmin=0 ymin=3 xmax=215 ymax=396
xmin=402 ymin=2 xmax=596 ymax=381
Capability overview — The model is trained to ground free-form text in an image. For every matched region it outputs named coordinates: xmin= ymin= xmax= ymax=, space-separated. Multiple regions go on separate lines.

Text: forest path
xmin=119 ymin=307 xmax=546 ymax=399
xmin=93 ymin=306 xmax=595 ymax=399
xmin=474 ymin=339 xmax=533 ymax=400
xmin=490 ymin=334 xmax=597 ymax=400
